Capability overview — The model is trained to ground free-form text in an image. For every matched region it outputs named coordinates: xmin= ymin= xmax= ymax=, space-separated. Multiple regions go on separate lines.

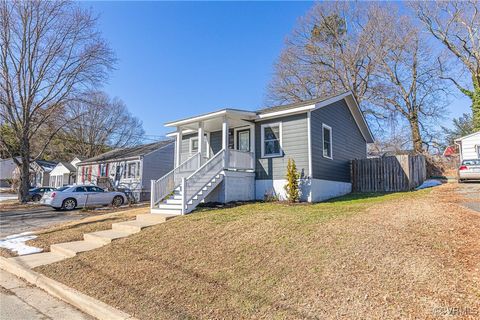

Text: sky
xmin=83 ymin=1 xmax=472 ymax=141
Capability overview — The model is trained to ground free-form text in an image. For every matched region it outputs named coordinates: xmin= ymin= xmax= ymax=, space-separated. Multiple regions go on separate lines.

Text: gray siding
xmin=179 ymin=133 xmax=197 ymax=162
xmin=142 ymin=142 xmax=175 ymax=190
xmin=255 ymin=113 xmax=309 ymax=180
xmin=311 ymin=100 xmax=366 ymax=182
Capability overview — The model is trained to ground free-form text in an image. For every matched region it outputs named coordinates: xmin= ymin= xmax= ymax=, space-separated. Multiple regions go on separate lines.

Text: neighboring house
xmin=76 ymin=141 xmax=175 ymax=202
xmin=12 ymin=160 xmax=58 ymax=187
xmin=0 ymin=158 xmax=17 ymax=187
xmin=151 ymin=91 xmax=374 ymax=215
xmin=455 ymin=131 xmax=480 ymax=161
xmin=49 ymin=157 xmax=82 ymax=188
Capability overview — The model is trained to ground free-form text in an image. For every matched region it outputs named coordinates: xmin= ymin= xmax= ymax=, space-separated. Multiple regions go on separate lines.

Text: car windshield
xmin=56 ymin=186 xmax=69 ymax=192
xmin=462 ymin=159 xmax=480 ymax=165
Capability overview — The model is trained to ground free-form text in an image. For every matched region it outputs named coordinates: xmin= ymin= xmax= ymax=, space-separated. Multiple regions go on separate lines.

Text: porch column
xmin=176 ymin=129 xmax=182 ymax=167
xmin=249 ymin=123 xmax=255 ymax=170
xmin=222 ymin=116 xmax=229 ymax=166
xmin=197 ymin=121 xmax=204 ymax=156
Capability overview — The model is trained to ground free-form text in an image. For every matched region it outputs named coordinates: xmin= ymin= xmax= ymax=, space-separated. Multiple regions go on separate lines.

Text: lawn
xmin=35 ymin=186 xmax=480 ymax=319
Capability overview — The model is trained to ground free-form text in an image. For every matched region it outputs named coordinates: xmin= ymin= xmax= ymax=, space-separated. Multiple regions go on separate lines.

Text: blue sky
xmin=84 ymin=1 xmax=471 ymax=140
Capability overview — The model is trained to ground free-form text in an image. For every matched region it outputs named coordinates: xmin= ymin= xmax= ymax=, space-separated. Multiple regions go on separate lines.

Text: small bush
xmin=284 ymin=158 xmax=300 ymax=202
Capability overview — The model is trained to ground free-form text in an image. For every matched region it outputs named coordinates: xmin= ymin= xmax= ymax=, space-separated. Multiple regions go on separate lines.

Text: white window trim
xmin=261 ymin=122 xmax=283 ymax=158
xmin=189 ymin=137 xmax=199 ymax=154
xmin=322 ymin=123 xmax=333 ymax=160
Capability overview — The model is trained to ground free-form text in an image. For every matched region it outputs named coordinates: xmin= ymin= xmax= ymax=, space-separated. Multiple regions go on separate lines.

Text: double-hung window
xmin=190 ymin=137 xmax=199 ymax=153
xmin=127 ymin=162 xmax=137 ymax=178
xmin=322 ymin=124 xmax=332 ymax=159
xmin=261 ymin=123 xmax=282 ymax=158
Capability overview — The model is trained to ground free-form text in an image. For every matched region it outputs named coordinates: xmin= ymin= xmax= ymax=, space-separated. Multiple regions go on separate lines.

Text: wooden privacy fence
xmin=351 ymin=155 xmax=426 ymax=192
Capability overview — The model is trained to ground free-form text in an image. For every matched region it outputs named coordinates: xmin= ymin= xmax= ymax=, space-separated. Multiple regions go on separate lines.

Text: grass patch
xmin=35 ymin=187 xmax=480 ymax=319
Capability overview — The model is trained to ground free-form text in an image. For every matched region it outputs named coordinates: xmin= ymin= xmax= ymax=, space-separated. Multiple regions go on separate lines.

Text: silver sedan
xmin=40 ymin=185 xmax=128 ymax=210
xmin=458 ymin=159 xmax=480 ymax=182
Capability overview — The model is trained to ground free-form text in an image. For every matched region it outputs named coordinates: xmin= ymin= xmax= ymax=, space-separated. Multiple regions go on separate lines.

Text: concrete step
xmin=112 ymin=220 xmax=160 ymax=233
xmin=136 ymin=213 xmax=176 ymax=222
xmin=83 ymin=230 xmax=131 ymax=245
xmin=50 ymin=240 xmax=104 ymax=258
xmin=150 ymin=208 xmax=182 ymax=215
xmin=10 ymin=252 xmax=66 ymax=269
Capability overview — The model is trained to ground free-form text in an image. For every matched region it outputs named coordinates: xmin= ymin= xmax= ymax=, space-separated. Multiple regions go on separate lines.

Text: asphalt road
xmin=0 ymin=206 xmax=89 ymax=237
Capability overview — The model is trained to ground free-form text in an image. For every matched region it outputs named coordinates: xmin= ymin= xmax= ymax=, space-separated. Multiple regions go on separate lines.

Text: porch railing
xmin=150 ymin=152 xmax=201 ymax=208
xmin=227 ymin=149 xmax=255 ymax=170
xmin=182 ymin=149 xmax=226 ymax=213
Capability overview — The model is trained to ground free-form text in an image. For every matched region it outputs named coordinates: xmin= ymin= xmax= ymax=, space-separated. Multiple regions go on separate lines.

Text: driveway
xmin=455 ymin=181 xmax=480 ymax=212
xmin=0 ymin=207 xmax=89 ymax=237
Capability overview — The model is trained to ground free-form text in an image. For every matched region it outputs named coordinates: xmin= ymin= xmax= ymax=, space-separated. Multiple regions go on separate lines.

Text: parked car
xmin=40 ymin=185 xmax=128 ymax=210
xmin=28 ymin=187 xmax=56 ymax=202
xmin=458 ymin=159 xmax=480 ymax=182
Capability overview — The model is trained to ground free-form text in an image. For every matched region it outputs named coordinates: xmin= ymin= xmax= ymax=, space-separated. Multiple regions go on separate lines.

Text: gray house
xmin=77 ymin=141 xmax=174 ymax=201
xmin=151 ymin=91 xmax=374 ymax=215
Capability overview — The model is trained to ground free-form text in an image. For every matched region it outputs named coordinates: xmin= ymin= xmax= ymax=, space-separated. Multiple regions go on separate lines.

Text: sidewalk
xmin=0 ymin=269 xmax=92 ymax=320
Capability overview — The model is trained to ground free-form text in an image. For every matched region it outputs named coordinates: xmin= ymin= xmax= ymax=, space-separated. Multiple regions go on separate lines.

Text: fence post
xmin=181 ymin=177 xmax=186 ymax=215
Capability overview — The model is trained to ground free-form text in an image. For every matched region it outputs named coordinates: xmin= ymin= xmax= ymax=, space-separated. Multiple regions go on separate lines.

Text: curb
xmin=0 ymin=257 xmax=137 ymax=320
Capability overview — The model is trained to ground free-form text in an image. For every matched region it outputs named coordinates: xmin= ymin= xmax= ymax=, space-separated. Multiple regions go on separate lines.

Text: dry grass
xmin=26 ymin=206 xmax=148 ymax=252
xmin=36 ymin=186 xmax=480 ymax=319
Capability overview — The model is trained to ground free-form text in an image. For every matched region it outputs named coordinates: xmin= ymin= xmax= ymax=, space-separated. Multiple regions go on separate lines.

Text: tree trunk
xmin=18 ymin=136 xmax=31 ymax=203
xmin=409 ymin=116 xmax=423 ymax=154
xmin=472 ymin=75 xmax=480 ymax=132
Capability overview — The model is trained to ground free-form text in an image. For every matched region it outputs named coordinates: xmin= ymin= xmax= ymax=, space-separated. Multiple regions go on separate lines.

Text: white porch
xmin=151 ymin=109 xmax=257 ymax=214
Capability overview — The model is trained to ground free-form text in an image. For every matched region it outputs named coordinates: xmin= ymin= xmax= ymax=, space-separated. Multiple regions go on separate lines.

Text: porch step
xmin=111 ymin=220 xmax=160 ymax=234
xmin=165 ymin=198 xmax=182 ymax=205
xmin=50 ymin=240 xmax=104 ymax=258
xmin=10 ymin=252 xmax=66 ymax=268
xmin=84 ymin=230 xmax=131 ymax=245
xmin=158 ymin=203 xmax=182 ymax=210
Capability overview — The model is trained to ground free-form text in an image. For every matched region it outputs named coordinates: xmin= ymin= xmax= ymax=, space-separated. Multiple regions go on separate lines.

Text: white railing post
xmin=181 ymin=177 xmax=186 ymax=215
xmin=150 ymin=180 xmax=155 ymax=208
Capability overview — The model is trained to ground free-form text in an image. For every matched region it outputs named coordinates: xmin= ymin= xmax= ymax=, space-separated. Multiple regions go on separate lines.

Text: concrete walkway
xmin=0 ymin=269 xmax=91 ymax=320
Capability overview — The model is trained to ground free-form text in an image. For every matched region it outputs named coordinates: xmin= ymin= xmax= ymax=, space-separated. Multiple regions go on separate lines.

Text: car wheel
xmin=62 ymin=198 xmax=77 ymax=211
xmin=32 ymin=194 xmax=41 ymax=202
xmin=112 ymin=195 xmax=124 ymax=207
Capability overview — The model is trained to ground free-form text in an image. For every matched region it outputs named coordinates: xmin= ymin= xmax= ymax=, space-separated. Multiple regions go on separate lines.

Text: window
xmin=190 ymin=137 xmax=199 ymax=153
xmin=127 ymin=162 xmax=137 ymax=178
xmin=236 ymin=129 xmax=250 ymax=152
xmin=261 ymin=123 xmax=282 ymax=157
xmin=86 ymin=186 xmax=104 ymax=192
xmin=322 ymin=124 xmax=332 ymax=159
xmin=74 ymin=187 xmax=87 ymax=192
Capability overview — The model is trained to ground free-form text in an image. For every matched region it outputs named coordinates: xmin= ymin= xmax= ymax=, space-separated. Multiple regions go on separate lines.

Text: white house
xmin=455 ymin=131 xmax=480 ymax=161
xmin=0 ymin=158 xmax=17 ymax=187
xmin=49 ymin=157 xmax=82 ymax=188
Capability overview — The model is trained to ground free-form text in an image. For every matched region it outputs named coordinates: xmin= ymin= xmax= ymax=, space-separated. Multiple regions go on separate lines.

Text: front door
xmin=237 ymin=129 xmax=250 ymax=152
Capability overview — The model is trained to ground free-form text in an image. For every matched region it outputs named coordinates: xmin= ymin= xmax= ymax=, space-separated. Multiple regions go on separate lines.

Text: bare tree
xmin=60 ymin=91 xmax=145 ymax=158
xmin=0 ymin=1 xmax=114 ymax=201
xmin=267 ymin=2 xmax=377 ymax=115
xmin=413 ymin=0 xmax=480 ymax=130
xmin=366 ymin=7 xmax=448 ymax=154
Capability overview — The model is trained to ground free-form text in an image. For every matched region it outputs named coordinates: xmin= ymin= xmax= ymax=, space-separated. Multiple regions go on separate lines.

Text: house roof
xmin=59 ymin=161 xmax=77 ymax=172
xmin=78 ymin=140 xmax=174 ymax=165
xmin=258 ymin=92 xmax=347 ymax=115
xmin=454 ymin=131 xmax=480 ymax=142
xmin=33 ymin=160 xmax=58 ymax=172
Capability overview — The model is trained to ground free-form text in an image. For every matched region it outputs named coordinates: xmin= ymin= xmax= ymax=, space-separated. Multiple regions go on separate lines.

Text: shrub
xmin=284 ymin=158 xmax=300 ymax=202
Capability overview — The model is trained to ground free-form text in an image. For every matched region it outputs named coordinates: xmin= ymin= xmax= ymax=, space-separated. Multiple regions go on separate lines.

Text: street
xmin=456 ymin=182 xmax=480 ymax=213
xmin=0 ymin=206 xmax=89 ymax=238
